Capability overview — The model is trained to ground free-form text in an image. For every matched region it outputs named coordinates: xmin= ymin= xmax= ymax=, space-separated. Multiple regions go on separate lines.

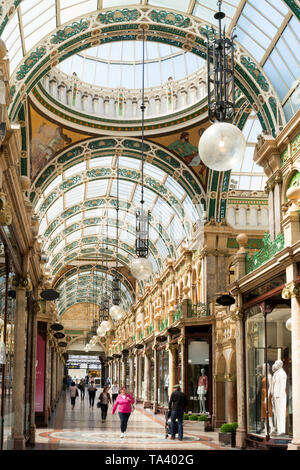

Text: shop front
xmin=244 ymin=284 xmax=292 ymax=448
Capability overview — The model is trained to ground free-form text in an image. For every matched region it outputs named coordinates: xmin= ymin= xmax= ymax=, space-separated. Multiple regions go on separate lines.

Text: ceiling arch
xmin=2 ymin=3 xmax=293 ymax=136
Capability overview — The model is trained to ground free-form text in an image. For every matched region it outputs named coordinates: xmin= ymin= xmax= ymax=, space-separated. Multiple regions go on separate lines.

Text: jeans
xmin=80 ymin=388 xmax=85 ymax=399
xmin=101 ymin=404 xmax=108 ymax=420
xmin=89 ymin=392 xmax=96 ymax=407
xmin=118 ymin=412 xmax=130 ymax=433
xmin=171 ymin=409 xmax=184 ymax=439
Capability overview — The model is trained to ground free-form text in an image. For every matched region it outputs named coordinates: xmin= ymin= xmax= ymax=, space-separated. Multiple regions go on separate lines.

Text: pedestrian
xmin=110 ymin=381 xmax=119 ymax=404
xmin=88 ymin=380 xmax=97 ymax=408
xmin=168 ymin=384 xmax=188 ymax=441
xmin=67 ymin=376 xmax=72 ymax=388
xmin=98 ymin=386 xmax=112 ymax=422
xmin=69 ymin=381 xmax=79 ymax=410
xmin=79 ymin=378 xmax=86 ymax=399
xmin=112 ymin=385 xmax=135 ymax=438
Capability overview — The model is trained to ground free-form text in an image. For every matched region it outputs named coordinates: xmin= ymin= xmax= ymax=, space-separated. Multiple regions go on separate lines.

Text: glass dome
xmin=57 ymin=40 xmax=205 ymax=90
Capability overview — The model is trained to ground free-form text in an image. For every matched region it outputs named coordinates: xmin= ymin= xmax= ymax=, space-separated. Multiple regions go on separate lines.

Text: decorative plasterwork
xmin=4 ymin=5 xmax=284 ymax=137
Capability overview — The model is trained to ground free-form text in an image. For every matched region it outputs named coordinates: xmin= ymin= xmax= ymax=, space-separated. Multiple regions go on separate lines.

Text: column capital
xmin=12 ymin=273 xmax=32 ymax=291
xmin=166 ymin=343 xmax=178 ymax=352
xmin=230 ymin=307 xmax=244 ymax=321
xmin=282 ymin=281 xmax=300 ymax=299
xmin=178 ymin=335 xmax=186 ymax=345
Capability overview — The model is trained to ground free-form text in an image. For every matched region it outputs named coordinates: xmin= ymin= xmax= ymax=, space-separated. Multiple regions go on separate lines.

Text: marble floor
xmin=32 ymin=389 xmax=232 ymax=451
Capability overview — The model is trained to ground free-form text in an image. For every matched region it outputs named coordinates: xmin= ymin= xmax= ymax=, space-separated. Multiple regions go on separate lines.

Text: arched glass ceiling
xmin=229 ymin=112 xmax=267 ymax=191
xmin=35 ymin=155 xmax=201 ymax=280
xmin=58 ymin=41 xmax=205 ymax=89
xmin=54 ymin=268 xmax=134 ymax=316
xmin=1 ymin=0 xmax=299 ymax=120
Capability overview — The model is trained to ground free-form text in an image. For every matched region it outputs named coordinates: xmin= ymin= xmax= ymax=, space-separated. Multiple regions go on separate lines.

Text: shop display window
xmin=187 ymin=339 xmax=209 ymax=413
xmin=158 ymin=349 xmax=169 ymax=407
xmin=246 ymin=304 xmax=292 ymax=438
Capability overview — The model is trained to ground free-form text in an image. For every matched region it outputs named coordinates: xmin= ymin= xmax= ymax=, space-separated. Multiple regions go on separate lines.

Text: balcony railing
xmin=245 ymin=232 xmax=285 ymax=274
xmin=188 ymin=302 xmax=210 ymax=317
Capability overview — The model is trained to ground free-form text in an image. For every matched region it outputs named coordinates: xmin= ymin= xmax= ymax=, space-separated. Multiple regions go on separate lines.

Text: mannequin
xmin=260 ymin=363 xmax=274 ymax=434
xmin=272 ymin=359 xmax=287 ymax=435
xmin=197 ymin=368 xmax=208 ymax=413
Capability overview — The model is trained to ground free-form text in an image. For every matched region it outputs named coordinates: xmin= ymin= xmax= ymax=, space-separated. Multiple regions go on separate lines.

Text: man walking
xmin=168 ymin=384 xmax=188 ymax=441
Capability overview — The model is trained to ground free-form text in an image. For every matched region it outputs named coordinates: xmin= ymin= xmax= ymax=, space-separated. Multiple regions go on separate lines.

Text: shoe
xmin=178 ymin=438 xmax=183 ymax=441
xmin=120 ymin=433 xmax=124 ymax=438
xmin=170 ymin=437 xmax=175 ymax=440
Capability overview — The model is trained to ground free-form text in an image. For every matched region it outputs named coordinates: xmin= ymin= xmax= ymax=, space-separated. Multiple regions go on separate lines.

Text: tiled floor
xmin=32 ymin=389 xmax=231 ymax=451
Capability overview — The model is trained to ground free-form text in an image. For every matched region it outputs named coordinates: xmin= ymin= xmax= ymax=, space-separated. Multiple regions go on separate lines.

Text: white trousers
xmin=274 ymin=395 xmax=286 ymax=434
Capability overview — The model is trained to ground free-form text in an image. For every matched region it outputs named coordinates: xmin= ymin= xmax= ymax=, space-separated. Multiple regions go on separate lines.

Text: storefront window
xmin=150 ymin=355 xmax=154 ymax=402
xmin=158 ymin=348 xmax=169 ymax=407
xmin=138 ymin=355 xmax=144 ymax=399
xmin=246 ymin=304 xmax=292 ymax=438
xmin=187 ymin=339 xmax=209 ymax=413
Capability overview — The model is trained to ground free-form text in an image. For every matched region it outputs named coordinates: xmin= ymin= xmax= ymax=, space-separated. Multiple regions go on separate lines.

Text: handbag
xmin=97 ymin=401 xmax=102 ymax=408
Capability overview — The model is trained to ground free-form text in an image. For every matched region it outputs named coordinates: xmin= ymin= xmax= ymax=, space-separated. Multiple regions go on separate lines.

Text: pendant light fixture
xmin=130 ymin=26 xmax=153 ymax=281
xmin=99 ymin=215 xmax=111 ymax=333
xmin=110 ymin=154 xmax=124 ymax=322
xmin=198 ymin=0 xmax=245 ymax=171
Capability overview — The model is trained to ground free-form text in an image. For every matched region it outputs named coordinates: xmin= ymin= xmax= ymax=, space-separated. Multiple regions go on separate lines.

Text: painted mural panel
xmin=29 ymin=104 xmax=92 ymax=181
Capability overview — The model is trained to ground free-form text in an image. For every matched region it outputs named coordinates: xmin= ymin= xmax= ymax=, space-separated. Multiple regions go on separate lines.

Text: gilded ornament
xmin=282 ymin=282 xmax=300 ymax=299
xmin=12 ymin=273 xmax=32 ymax=291
xmin=0 ymin=192 xmax=12 ymax=225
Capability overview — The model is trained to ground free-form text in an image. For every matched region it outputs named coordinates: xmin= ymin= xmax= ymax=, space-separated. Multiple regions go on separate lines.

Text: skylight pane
xmin=183 ymin=196 xmax=198 ymax=222
xmin=66 ymin=230 xmax=81 ymax=244
xmin=66 ymin=213 xmax=82 ymax=226
xmin=64 ymin=162 xmax=86 ymax=178
xmin=83 ymin=226 xmax=99 ymax=236
xmin=119 ymin=157 xmax=140 ymax=170
xmin=47 ymin=198 xmax=63 ymax=222
xmin=65 ymin=184 xmax=85 ymax=208
xmin=235 ymin=26 xmax=265 ymax=62
xmin=86 ymin=180 xmax=108 ymax=199
xmin=38 ymin=218 xmax=47 ymax=235
xmin=110 ymin=180 xmax=134 ymax=199
xmin=44 ymin=175 xmax=63 ymax=197
xmin=52 ymin=239 xmax=65 ymax=256
xmin=102 ymin=0 xmax=137 ymax=7
xmin=152 ymin=198 xmax=173 ymax=224
xmin=156 ymin=237 xmax=169 ymax=261
xmin=169 ymin=215 xmax=185 ymax=246
xmin=148 ymin=0 xmax=190 ymax=11
xmin=144 ymin=163 xmax=165 ymax=182
xmin=89 ymin=157 xmax=112 ymax=168
xmin=60 ymin=0 xmax=98 ymax=24
xmin=165 ymin=176 xmax=185 ymax=200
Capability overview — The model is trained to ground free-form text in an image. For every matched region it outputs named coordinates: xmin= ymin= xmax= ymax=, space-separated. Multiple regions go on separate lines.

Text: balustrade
xmin=41 ymin=67 xmax=207 ymax=120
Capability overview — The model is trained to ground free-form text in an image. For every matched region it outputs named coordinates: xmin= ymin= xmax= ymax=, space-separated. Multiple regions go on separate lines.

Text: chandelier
xmin=109 ymin=153 xmax=124 ymax=322
xmin=130 ymin=26 xmax=153 ymax=281
xmin=198 ymin=0 xmax=245 ymax=171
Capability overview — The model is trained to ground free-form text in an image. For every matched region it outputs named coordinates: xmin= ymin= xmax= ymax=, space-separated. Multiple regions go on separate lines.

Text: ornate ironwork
xmin=206 ymin=0 xmax=236 ymax=123
xmin=245 ymin=232 xmax=285 ymax=274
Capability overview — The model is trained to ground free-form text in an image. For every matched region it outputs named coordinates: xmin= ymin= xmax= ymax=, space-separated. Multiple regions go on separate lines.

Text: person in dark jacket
xmin=168 ymin=384 xmax=188 ymax=441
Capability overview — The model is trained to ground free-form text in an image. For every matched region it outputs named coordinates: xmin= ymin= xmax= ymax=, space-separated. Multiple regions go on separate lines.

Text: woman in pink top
xmin=112 ymin=386 xmax=135 ymax=438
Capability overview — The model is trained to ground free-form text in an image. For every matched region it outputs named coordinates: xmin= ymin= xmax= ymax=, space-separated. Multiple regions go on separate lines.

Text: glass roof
xmin=229 ymin=112 xmax=267 ymax=191
xmin=58 ymin=41 xmax=205 ymax=89
xmin=35 ymin=155 xmax=201 ymax=283
xmin=1 ymin=0 xmax=299 ymax=119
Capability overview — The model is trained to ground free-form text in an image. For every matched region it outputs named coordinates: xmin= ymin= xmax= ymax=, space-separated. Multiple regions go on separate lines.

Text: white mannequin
xmin=272 ymin=360 xmax=287 ymax=435
xmin=197 ymin=368 xmax=208 ymax=414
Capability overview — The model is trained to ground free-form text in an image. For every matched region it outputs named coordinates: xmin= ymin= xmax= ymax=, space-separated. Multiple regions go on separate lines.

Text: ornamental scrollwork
xmin=282 ymin=282 xmax=300 ymax=299
xmin=0 ymin=192 xmax=12 ymax=226
xmin=12 ymin=273 xmax=32 ymax=291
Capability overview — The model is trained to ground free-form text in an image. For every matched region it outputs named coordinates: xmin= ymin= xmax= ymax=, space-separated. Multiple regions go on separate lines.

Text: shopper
xmin=79 ymin=378 xmax=86 ymax=400
xmin=69 ymin=381 xmax=79 ymax=410
xmin=168 ymin=384 xmax=188 ymax=441
xmin=112 ymin=386 xmax=135 ymax=438
xmin=88 ymin=380 xmax=97 ymax=408
xmin=110 ymin=381 xmax=119 ymax=404
xmin=99 ymin=386 xmax=112 ymax=422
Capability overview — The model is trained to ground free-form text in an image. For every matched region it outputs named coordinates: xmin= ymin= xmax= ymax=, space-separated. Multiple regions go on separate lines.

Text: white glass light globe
xmin=101 ymin=320 xmax=111 ymax=332
xmin=130 ymin=257 xmax=153 ymax=281
xmin=285 ymin=317 xmax=292 ymax=331
xmin=110 ymin=304 xmax=124 ymax=321
xmin=199 ymin=121 xmax=246 ymax=171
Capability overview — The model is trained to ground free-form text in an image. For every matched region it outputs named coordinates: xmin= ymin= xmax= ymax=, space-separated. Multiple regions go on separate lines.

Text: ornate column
xmin=28 ymin=299 xmax=39 ymax=446
xmin=166 ymin=342 xmax=178 ymax=394
xmin=52 ymin=346 xmax=57 ymax=408
xmin=227 ymin=374 xmax=237 ymax=423
xmin=121 ymin=356 xmax=127 ymax=387
xmin=178 ymin=331 xmax=186 ymax=394
xmin=129 ymin=353 xmax=135 ymax=396
xmin=11 ymin=274 xmax=32 ymax=450
xmin=143 ymin=350 xmax=151 ymax=407
xmin=135 ymin=350 xmax=140 ymax=399
xmin=152 ymin=343 xmax=159 ymax=413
